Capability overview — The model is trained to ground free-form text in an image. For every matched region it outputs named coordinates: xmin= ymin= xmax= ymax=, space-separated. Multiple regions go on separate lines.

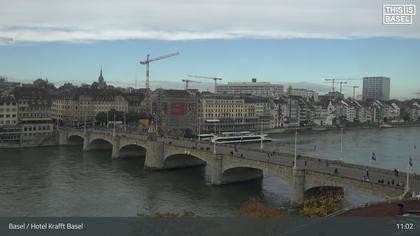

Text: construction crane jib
xmin=188 ymin=75 xmax=222 ymax=92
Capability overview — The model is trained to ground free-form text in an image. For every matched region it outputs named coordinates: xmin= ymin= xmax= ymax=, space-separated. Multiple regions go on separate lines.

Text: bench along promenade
xmin=58 ymin=128 xmax=420 ymax=207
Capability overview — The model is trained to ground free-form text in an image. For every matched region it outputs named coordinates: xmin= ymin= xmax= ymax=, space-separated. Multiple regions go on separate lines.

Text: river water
xmin=259 ymin=127 xmax=420 ymax=173
xmin=1 ymin=127 xmax=419 ymax=216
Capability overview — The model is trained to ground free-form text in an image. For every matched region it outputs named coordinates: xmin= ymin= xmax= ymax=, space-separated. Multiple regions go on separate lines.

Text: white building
xmin=216 ymin=79 xmax=284 ymax=98
xmin=290 ymin=88 xmax=319 ymax=102
xmin=410 ymin=102 xmax=420 ymax=121
xmin=382 ymin=102 xmax=400 ymax=121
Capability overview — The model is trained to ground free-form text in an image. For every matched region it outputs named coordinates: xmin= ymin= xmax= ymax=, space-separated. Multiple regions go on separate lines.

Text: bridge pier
xmin=144 ymin=141 xmax=165 ymax=169
xmin=205 ymin=154 xmax=223 ymax=185
xmin=291 ymin=168 xmax=305 ymax=207
xmin=111 ymin=136 xmax=120 ymax=159
xmin=58 ymin=130 xmax=68 ymax=145
xmin=82 ymin=133 xmax=90 ymax=151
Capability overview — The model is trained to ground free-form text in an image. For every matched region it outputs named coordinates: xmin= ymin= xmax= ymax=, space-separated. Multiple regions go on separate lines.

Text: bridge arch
xmin=302 ymin=171 xmax=403 ymax=204
xmin=68 ymin=134 xmax=84 ymax=144
xmin=88 ymin=138 xmax=113 ymax=150
xmin=119 ymin=144 xmax=147 ymax=158
xmin=163 ymin=153 xmax=206 ymax=169
xmin=221 ymin=167 xmax=264 ymax=185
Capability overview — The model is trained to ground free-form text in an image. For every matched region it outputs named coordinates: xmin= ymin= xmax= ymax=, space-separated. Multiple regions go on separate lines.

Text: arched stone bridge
xmin=58 ymin=129 xmax=419 ymax=207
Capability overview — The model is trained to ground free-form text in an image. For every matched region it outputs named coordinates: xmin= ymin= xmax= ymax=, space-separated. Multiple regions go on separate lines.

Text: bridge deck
xmin=65 ymin=128 xmax=420 ymax=195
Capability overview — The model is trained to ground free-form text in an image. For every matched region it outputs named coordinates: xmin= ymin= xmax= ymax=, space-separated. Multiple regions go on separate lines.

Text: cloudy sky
xmin=1 ymin=0 xmax=419 ymax=98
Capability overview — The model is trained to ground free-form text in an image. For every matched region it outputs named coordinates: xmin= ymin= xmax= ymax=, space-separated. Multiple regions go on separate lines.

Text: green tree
xmin=91 ymin=82 xmax=99 ymax=89
xmin=126 ymin=111 xmax=141 ymax=123
xmin=33 ymin=78 xmax=48 ymax=88
xmin=107 ymin=109 xmax=124 ymax=121
xmin=401 ymin=110 xmax=410 ymax=121
xmin=95 ymin=112 xmax=107 ymax=125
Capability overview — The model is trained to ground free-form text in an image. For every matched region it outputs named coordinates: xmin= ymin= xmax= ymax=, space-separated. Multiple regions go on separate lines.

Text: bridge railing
xmin=64 ymin=128 xmax=417 ymax=185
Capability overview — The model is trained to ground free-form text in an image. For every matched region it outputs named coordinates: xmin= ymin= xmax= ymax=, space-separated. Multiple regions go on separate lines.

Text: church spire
xmin=98 ymin=67 xmax=104 ymax=83
xmin=97 ymin=67 xmax=106 ymax=89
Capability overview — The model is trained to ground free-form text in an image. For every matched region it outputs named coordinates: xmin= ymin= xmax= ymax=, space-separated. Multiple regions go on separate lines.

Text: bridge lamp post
xmin=340 ymin=128 xmax=343 ymax=162
xmin=405 ymin=145 xmax=415 ymax=193
xmin=198 ymin=117 xmax=201 ymax=141
xmin=124 ymin=112 xmax=127 ymax=132
xmin=83 ymin=113 xmax=87 ymax=135
xmin=112 ymin=112 xmax=116 ymax=137
xmin=294 ymin=128 xmax=297 ymax=168
xmin=106 ymin=111 xmax=109 ymax=129
xmin=260 ymin=118 xmax=264 ymax=150
xmin=213 ymin=140 xmax=216 ymax=154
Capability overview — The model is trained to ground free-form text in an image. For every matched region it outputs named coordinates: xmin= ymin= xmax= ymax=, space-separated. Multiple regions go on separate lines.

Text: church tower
xmin=98 ymin=68 xmax=107 ymax=89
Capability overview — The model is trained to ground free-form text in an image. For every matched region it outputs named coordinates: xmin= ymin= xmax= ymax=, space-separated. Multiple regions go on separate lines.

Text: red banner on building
xmin=170 ymin=102 xmax=187 ymax=115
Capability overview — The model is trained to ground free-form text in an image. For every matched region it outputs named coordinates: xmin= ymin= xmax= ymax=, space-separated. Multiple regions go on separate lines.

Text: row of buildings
xmin=215 ymin=76 xmax=391 ymax=102
xmin=152 ymin=90 xmax=418 ymax=135
xmin=0 ymin=87 xmax=54 ymax=144
xmin=0 ymin=72 xmax=418 ymax=143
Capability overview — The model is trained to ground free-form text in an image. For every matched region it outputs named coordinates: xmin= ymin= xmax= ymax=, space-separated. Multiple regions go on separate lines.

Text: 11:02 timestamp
xmin=396 ymin=223 xmax=414 ymax=230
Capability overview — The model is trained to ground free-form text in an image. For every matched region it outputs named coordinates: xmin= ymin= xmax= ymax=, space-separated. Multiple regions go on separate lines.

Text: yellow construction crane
xmin=182 ymin=79 xmax=201 ymax=90
xmin=188 ymin=75 xmax=222 ymax=92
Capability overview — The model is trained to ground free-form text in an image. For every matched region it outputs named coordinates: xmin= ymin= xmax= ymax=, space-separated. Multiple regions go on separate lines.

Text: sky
xmin=1 ymin=0 xmax=419 ymax=99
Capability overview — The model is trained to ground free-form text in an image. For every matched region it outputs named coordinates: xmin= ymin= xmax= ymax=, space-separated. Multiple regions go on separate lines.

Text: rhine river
xmin=0 ymin=127 xmax=419 ymax=216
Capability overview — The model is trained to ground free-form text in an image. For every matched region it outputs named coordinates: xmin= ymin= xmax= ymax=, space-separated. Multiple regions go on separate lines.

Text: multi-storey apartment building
xmin=290 ymin=88 xmax=319 ymax=102
xmin=152 ymin=89 xmax=198 ymax=136
xmin=51 ymin=88 xmax=128 ymax=126
xmin=0 ymin=96 xmax=20 ymax=143
xmin=363 ymin=76 xmax=391 ymax=101
xmin=0 ymin=96 xmax=18 ymax=126
xmin=381 ymin=102 xmax=400 ymax=122
xmin=410 ymin=102 xmax=420 ymax=121
xmin=124 ymin=89 xmax=146 ymax=114
xmin=198 ymin=94 xmax=272 ymax=132
xmin=10 ymin=87 xmax=54 ymax=142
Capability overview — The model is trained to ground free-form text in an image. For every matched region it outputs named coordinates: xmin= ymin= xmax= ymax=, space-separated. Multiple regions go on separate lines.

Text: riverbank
xmin=265 ymin=121 xmax=420 ymax=135
xmin=0 ymin=133 xmax=59 ymax=149
xmin=336 ymin=198 xmax=420 ymax=217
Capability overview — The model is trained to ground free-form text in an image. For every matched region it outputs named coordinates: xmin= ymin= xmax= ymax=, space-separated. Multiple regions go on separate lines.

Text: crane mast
xmin=325 ymin=78 xmax=361 ymax=93
xmin=139 ymin=52 xmax=180 ymax=113
xmin=344 ymin=85 xmax=360 ymax=99
xmin=140 ymin=52 xmax=179 ymax=91
xmin=182 ymin=79 xmax=201 ymax=90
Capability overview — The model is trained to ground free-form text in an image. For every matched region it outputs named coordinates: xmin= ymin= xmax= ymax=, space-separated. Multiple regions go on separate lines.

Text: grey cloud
xmin=0 ymin=0 xmax=419 ymax=42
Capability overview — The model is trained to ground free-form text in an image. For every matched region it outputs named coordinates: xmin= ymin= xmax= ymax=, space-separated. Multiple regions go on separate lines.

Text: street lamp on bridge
xmin=340 ymin=128 xmax=344 ymax=162
xmin=294 ymin=128 xmax=298 ymax=168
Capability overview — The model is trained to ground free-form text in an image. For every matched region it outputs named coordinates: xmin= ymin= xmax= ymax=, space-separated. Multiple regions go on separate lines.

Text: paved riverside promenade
xmin=58 ymin=128 xmax=420 ymax=207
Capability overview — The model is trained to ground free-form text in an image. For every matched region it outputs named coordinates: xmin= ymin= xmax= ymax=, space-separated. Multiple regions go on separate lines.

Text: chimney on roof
xmin=252 ymin=78 xmax=257 ymax=83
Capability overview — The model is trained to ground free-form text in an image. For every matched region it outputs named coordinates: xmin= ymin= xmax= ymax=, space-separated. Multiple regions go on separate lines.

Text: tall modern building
xmin=362 ymin=76 xmax=390 ymax=101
